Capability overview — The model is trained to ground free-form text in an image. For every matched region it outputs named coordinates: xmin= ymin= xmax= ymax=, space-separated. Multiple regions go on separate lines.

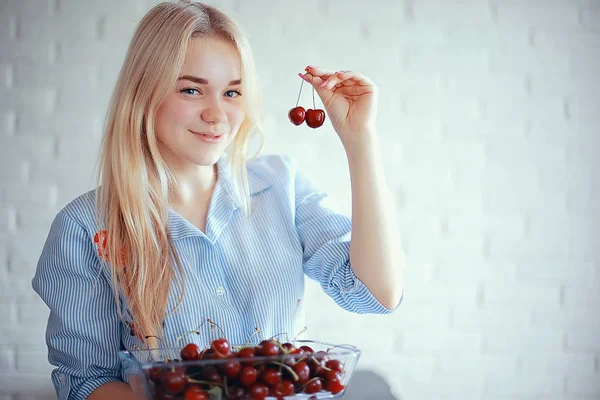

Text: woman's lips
xmin=191 ymin=130 xmax=223 ymax=143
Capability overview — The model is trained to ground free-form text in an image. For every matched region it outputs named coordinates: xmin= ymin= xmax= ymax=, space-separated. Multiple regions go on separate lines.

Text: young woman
xmin=32 ymin=1 xmax=404 ymax=399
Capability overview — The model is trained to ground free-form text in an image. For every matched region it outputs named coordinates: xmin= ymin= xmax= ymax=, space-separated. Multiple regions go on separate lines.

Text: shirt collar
xmin=167 ymin=155 xmax=271 ymax=241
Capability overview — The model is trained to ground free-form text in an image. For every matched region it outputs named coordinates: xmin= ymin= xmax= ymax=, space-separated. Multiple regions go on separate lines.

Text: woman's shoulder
xmin=246 ymin=153 xmax=300 ymax=183
xmin=53 ymin=188 xmax=102 ymax=232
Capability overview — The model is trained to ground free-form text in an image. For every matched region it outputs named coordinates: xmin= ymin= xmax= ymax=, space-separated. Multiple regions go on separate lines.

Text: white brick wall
xmin=1 ymin=0 xmax=598 ymax=399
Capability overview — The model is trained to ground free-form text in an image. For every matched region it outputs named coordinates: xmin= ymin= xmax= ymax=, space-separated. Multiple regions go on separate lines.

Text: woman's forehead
xmin=180 ymin=37 xmax=241 ymax=84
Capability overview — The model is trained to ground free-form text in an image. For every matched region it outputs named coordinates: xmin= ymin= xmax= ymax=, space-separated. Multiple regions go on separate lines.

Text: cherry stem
xmin=241 ymin=327 xmax=261 ymax=348
xmin=207 ymin=318 xmax=227 ymax=339
xmin=269 ymin=361 xmax=299 ymax=382
xmin=311 ymin=75 xmax=316 ymax=109
xmin=293 ymin=326 xmax=308 ymax=342
xmin=186 ymin=377 xmax=224 ymax=387
xmin=295 ymin=77 xmax=304 ymax=108
xmin=267 ymin=332 xmax=289 ymax=342
xmin=300 ymin=377 xmax=323 ymax=391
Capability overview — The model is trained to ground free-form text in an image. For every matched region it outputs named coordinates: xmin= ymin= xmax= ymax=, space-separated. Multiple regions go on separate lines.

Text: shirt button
xmin=216 ymin=286 xmax=225 ymax=296
xmin=59 ymin=373 xmax=66 ymax=382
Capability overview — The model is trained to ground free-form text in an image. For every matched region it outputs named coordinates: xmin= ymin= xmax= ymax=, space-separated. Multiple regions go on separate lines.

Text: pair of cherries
xmin=288 ymin=73 xmax=325 ymax=128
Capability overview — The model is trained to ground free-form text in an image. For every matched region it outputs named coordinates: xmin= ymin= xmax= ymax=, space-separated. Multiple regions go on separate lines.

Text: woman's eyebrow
xmin=178 ymin=75 xmax=242 ymax=85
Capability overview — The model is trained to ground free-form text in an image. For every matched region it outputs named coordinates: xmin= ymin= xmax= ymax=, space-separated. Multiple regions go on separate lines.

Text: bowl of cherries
xmin=119 ymin=338 xmax=361 ymax=400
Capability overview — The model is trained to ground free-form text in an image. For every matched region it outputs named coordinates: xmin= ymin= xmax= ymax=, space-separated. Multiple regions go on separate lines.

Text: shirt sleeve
xmin=31 ymin=210 xmax=123 ymax=400
xmin=293 ymin=164 xmax=403 ymax=314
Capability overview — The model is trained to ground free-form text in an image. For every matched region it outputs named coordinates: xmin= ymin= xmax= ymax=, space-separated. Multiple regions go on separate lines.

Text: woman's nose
xmin=201 ymin=100 xmax=227 ymax=124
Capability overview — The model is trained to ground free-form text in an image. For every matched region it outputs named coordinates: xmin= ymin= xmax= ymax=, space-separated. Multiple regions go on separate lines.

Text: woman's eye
xmin=225 ymin=90 xmax=242 ymax=98
xmin=181 ymin=88 xmax=200 ymax=95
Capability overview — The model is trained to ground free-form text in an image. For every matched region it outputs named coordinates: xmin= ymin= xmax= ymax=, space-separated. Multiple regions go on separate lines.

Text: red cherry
xmin=149 ymin=366 xmax=163 ymax=383
xmin=237 ymin=346 xmax=255 ymax=359
xmin=239 ymin=365 xmax=258 ymax=387
xmin=211 ymin=338 xmax=231 ymax=358
xmin=299 ymin=345 xmax=314 ymax=354
xmin=162 ymin=369 xmax=186 ymax=394
xmin=180 ymin=343 xmax=201 ymax=361
xmin=304 ymin=378 xmax=323 ymax=394
xmin=271 ymin=379 xmax=295 ymax=397
xmin=282 ymin=342 xmax=295 ymax=352
xmin=248 ymin=383 xmax=269 ymax=399
xmin=225 ymin=386 xmax=245 ymax=399
xmin=323 ymin=369 xmax=344 ymax=394
xmin=223 ymin=358 xmax=241 ymax=378
xmin=261 ymin=367 xmax=282 ymax=386
xmin=184 ymin=385 xmax=209 ymax=400
xmin=258 ymin=340 xmax=280 ymax=357
xmin=305 ymin=109 xmax=325 ymax=128
xmin=292 ymin=361 xmax=310 ymax=384
xmin=325 ymin=359 xmax=343 ymax=374
xmin=288 ymin=106 xmax=306 ymax=125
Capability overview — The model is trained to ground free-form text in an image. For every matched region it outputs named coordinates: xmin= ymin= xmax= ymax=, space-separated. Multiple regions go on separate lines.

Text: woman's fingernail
xmin=319 ymin=79 xmax=328 ymax=88
xmin=298 ymin=73 xmax=310 ymax=82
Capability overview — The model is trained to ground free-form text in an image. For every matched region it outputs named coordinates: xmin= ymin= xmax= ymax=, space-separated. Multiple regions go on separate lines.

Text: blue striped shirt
xmin=32 ymin=154 xmax=401 ymax=400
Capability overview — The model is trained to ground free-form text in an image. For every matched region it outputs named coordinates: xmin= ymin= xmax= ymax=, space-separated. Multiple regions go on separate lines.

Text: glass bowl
xmin=118 ymin=339 xmax=361 ymax=399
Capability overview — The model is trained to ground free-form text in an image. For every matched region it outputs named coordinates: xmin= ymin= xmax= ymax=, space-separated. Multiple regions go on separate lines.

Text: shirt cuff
xmin=329 ymin=260 xmax=404 ymax=314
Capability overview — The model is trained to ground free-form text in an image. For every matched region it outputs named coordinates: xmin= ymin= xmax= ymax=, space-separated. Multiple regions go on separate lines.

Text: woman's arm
xmin=346 ymin=133 xmax=404 ymax=310
xmin=89 ymin=382 xmax=141 ymax=400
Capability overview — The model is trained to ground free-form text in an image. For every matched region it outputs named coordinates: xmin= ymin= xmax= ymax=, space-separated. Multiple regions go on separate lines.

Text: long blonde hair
xmin=95 ymin=0 xmax=263 ymax=346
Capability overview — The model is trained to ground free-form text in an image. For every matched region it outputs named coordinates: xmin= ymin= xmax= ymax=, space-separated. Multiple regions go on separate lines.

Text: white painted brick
xmin=484 ymin=373 xmax=564 ymax=395
xmin=0 ymin=207 xmax=16 ymax=233
xmin=0 ymin=155 xmax=28 ymax=183
xmin=480 ymin=94 xmax=566 ymax=125
xmin=15 ymin=352 xmax=53 ymax=375
xmin=438 ymin=353 xmax=518 ymax=376
xmin=0 ymin=13 xmax=16 ymax=40
xmin=451 ymin=307 xmax=530 ymax=331
xmin=0 ymin=374 xmax=55 ymax=395
xmin=0 ymin=184 xmax=57 ymax=209
xmin=495 ymin=4 xmax=580 ymax=28
xmin=580 ymin=7 xmax=600 ymax=31
xmin=13 ymin=62 xmax=98 ymax=89
xmin=410 ymin=1 xmax=494 ymax=24
xmin=563 ymin=282 xmax=600 ymax=307
xmin=0 ymin=39 xmax=54 ymax=64
xmin=0 ymin=328 xmax=45 ymax=349
xmin=16 ymin=13 xmax=99 ymax=42
xmin=404 ymin=46 xmax=488 ymax=76
xmin=0 ymin=304 xmax=16 ymax=325
xmin=0 ymin=111 xmax=16 ymax=137
xmin=15 ymin=208 xmax=60 ymax=233
xmin=485 ymin=136 xmax=566 ymax=171
xmin=436 ymin=259 xmax=517 ymax=284
xmin=517 ymin=258 xmax=597 ymax=286
xmin=0 ymin=279 xmax=37 ymax=302
xmin=532 ymin=304 xmax=600 ymax=329
xmin=16 ymin=110 xmax=103 ymax=138
xmin=1 ymin=136 xmax=54 ymax=161
xmin=29 ymin=159 xmax=98 ymax=196
xmin=58 ymin=0 xmax=140 ymax=15
xmin=566 ymin=372 xmax=600 ymax=396
xmin=0 ymin=349 xmax=15 ymax=372
xmin=520 ymin=353 xmax=596 ymax=376
xmin=486 ymin=47 xmax=571 ymax=78
xmin=17 ymin=303 xmax=50 ymax=327
xmin=0 ymin=88 xmax=56 ymax=114
xmin=484 ymin=328 xmax=564 ymax=352
xmin=408 ymin=236 xmax=486 ymax=269
xmin=0 ymin=64 xmax=11 ymax=89
xmin=565 ymin=324 xmax=600 ymax=350
xmin=358 ymin=352 xmax=435 ymax=385
xmin=401 ymin=330 xmax=483 ymax=352
xmin=482 ymin=282 xmax=561 ymax=308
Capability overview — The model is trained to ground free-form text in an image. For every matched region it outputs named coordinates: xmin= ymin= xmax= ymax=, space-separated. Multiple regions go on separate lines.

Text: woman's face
xmin=155 ymin=36 xmax=245 ymax=170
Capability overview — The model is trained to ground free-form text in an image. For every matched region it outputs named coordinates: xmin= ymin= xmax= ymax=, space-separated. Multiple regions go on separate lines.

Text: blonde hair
xmin=95 ymin=0 xmax=264 ymax=347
